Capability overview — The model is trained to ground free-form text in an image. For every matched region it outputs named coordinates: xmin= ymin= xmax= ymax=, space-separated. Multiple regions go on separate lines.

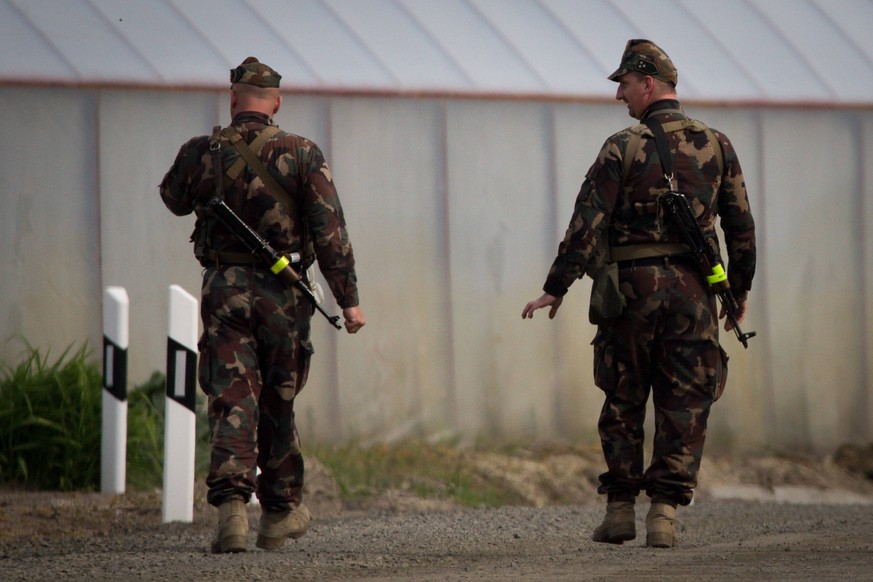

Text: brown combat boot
xmin=256 ymin=504 xmax=311 ymax=550
xmin=211 ymin=499 xmax=249 ymax=553
xmin=646 ymin=502 xmax=676 ymax=548
xmin=591 ymin=501 xmax=636 ymax=544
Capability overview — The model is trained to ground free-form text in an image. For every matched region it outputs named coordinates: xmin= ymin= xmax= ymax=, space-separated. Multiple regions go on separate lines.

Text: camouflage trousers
xmin=198 ymin=265 xmax=314 ymax=511
xmin=592 ymin=259 xmax=728 ymax=506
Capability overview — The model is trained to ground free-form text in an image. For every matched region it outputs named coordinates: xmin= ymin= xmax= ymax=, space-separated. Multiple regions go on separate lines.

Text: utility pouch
xmin=588 ymin=261 xmax=625 ymax=325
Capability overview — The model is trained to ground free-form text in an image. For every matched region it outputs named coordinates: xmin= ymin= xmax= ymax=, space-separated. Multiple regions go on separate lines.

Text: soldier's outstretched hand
xmin=521 ymin=293 xmax=563 ymax=320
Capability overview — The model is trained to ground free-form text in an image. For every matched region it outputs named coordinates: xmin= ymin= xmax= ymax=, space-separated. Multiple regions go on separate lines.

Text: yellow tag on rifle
xmin=706 ymin=264 xmax=727 ymax=286
xmin=270 ymin=255 xmax=290 ymax=275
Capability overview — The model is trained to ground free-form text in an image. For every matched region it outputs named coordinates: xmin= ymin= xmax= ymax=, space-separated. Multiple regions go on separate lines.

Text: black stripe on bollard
xmin=103 ymin=337 xmax=128 ymax=401
xmin=165 ymin=337 xmax=197 ymax=413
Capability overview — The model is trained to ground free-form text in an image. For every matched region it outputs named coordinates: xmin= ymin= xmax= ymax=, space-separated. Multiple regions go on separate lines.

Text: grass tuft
xmin=0 ymin=342 xmax=183 ymax=491
xmin=310 ymin=441 xmax=529 ymax=508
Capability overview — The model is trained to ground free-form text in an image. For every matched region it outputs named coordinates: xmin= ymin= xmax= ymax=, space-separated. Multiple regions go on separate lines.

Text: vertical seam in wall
xmin=95 ymin=89 xmax=105 ymax=341
xmin=859 ymin=114 xmax=871 ymax=440
xmin=547 ymin=104 xmax=565 ymax=436
xmin=756 ymin=109 xmax=778 ymax=447
xmin=325 ymin=97 xmax=342 ymax=440
xmin=439 ymin=100 xmax=459 ymax=428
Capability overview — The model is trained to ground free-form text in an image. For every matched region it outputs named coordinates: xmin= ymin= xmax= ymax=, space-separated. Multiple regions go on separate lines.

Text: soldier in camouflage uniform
xmin=160 ymin=57 xmax=366 ymax=553
xmin=522 ymin=40 xmax=755 ymax=547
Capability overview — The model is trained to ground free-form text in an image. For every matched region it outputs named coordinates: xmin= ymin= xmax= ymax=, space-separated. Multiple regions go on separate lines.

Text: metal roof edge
xmin=3 ymin=78 xmax=872 ymax=111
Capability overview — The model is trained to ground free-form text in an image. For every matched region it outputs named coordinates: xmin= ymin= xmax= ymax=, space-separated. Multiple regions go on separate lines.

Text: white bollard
xmin=101 ymin=286 xmax=129 ymax=495
xmin=162 ymin=285 xmax=198 ymax=524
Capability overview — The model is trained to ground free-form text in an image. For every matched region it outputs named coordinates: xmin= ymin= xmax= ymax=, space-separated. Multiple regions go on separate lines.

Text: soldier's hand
xmin=342 ymin=306 xmax=366 ymax=334
xmin=521 ymin=293 xmax=562 ymax=320
xmin=721 ymin=299 xmax=747 ymax=331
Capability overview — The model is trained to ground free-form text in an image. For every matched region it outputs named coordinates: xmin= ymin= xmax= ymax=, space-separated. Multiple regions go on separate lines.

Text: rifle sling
xmin=624 ymin=117 xmax=722 ymax=187
xmin=643 ymin=117 xmax=674 ymax=179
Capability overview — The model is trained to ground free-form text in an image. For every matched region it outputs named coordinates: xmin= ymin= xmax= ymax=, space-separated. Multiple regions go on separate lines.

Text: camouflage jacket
xmin=543 ymin=99 xmax=756 ymax=300
xmin=160 ymin=111 xmax=359 ymax=308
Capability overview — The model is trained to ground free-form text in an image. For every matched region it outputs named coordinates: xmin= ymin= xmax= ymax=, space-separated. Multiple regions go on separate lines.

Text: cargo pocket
xmin=588 ymin=261 xmax=626 ymax=325
xmin=196 ymin=332 xmax=213 ymax=396
xmin=592 ymin=331 xmax=617 ymax=392
xmin=295 ymin=339 xmax=315 ymax=396
xmin=714 ymin=345 xmax=729 ymax=402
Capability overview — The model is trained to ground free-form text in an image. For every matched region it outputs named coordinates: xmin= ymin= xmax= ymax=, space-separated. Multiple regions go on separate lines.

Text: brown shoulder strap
xmin=703 ymin=127 xmax=724 ymax=176
xmin=219 ymin=126 xmax=296 ymax=214
xmin=223 ymin=126 xmax=280 ymax=180
xmin=620 ymin=129 xmax=643 ymax=191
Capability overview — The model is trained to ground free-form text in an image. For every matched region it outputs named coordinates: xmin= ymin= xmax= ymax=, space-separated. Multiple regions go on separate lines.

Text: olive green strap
xmin=220 ymin=126 xmax=296 ymax=215
xmin=620 ymin=131 xmax=642 ymax=190
xmin=223 ymin=126 xmax=281 ymax=181
xmin=703 ymin=127 xmax=724 ymax=176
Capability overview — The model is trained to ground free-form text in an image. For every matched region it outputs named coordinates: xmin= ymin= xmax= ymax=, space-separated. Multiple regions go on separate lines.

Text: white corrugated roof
xmin=2 ymin=0 xmax=872 ymax=105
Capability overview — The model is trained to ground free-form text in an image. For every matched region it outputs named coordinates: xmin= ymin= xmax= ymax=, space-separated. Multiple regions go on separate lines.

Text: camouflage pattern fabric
xmin=230 ymin=56 xmax=281 ymax=88
xmin=160 ymin=111 xmax=359 ymax=509
xmin=199 ymin=266 xmax=311 ymax=510
xmin=543 ymin=99 xmax=755 ymax=506
xmin=593 ymin=262 xmax=727 ymax=505
xmin=543 ymin=100 xmax=755 ymax=300
xmin=160 ymin=111 xmax=359 ymax=309
xmin=608 ymin=39 xmax=678 ymax=88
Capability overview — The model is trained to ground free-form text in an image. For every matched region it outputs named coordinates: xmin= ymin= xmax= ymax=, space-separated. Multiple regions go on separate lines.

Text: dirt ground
xmin=3 ymin=446 xmax=873 ymax=581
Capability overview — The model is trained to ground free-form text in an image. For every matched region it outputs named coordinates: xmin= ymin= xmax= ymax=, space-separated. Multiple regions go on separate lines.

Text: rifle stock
xmin=660 ymin=192 xmax=756 ymax=348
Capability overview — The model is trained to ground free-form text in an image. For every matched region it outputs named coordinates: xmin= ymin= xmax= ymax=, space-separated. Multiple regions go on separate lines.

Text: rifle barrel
xmin=207 ymin=198 xmax=342 ymax=331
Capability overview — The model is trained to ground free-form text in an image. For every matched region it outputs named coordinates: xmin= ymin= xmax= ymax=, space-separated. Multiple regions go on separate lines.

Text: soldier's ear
xmin=644 ymin=75 xmax=656 ymax=93
xmin=273 ymin=95 xmax=282 ymax=115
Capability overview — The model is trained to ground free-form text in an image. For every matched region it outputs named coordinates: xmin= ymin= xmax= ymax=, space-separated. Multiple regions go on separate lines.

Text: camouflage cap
xmin=608 ymin=39 xmax=677 ymax=87
xmin=230 ymin=57 xmax=282 ymax=88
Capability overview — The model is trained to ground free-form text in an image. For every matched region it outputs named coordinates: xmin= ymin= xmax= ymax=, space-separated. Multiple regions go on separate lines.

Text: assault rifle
xmin=207 ymin=197 xmax=342 ymax=330
xmin=659 ymin=192 xmax=756 ymax=348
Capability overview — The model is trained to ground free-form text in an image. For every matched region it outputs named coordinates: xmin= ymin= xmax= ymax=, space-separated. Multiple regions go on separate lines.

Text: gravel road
xmin=4 ymin=490 xmax=873 ymax=581
xmin=4 ymin=450 xmax=873 ymax=581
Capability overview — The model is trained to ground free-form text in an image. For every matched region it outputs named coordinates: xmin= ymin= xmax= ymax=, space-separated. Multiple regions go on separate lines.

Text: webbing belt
xmin=203 ymin=249 xmax=257 ymax=265
xmin=204 ymin=248 xmax=301 ymax=266
xmin=610 ymin=242 xmax=691 ymax=263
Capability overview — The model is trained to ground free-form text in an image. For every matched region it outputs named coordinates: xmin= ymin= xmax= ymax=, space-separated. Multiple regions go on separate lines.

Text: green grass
xmin=310 ymin=441 xmax=529 ymax=508
xmin=0 ymin=343 xmax=181 ymax=491
xmin=0 ymin=342 xmax=554 ymax=507
xmin=0 ymin=343 xmax=103 ymax=490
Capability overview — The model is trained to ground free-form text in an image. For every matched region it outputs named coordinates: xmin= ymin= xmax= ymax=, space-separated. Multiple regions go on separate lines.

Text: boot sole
xmin=592 ymin=525 xmax=636 ymax=545
xmin=211 ymin=535 xmax=248 ymax=554
xmin=256 ymin=530 xmax=306 ymax=550
xmin=646 ymin=533 xmax=675 ymax=548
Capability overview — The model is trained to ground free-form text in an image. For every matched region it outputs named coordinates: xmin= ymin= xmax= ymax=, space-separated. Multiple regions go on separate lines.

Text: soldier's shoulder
xmin=181 ymin=134 xmax=210 ymax=149
xmin=273 ymin=128 xmax=319 ymax=147
xmin=171 ymin=134 xmax=210 ymax=163
xmin=700 ymin=125 xmax=735 ymax=150
xmin=609 ymin=123 xmax=653 ymax=143
xmin=601 ymin=125 xmax=652 ymax=157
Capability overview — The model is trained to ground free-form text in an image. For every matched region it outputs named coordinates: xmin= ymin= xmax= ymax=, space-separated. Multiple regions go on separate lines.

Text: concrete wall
xmin=1 ymin=86 xmax=870 ymax=453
